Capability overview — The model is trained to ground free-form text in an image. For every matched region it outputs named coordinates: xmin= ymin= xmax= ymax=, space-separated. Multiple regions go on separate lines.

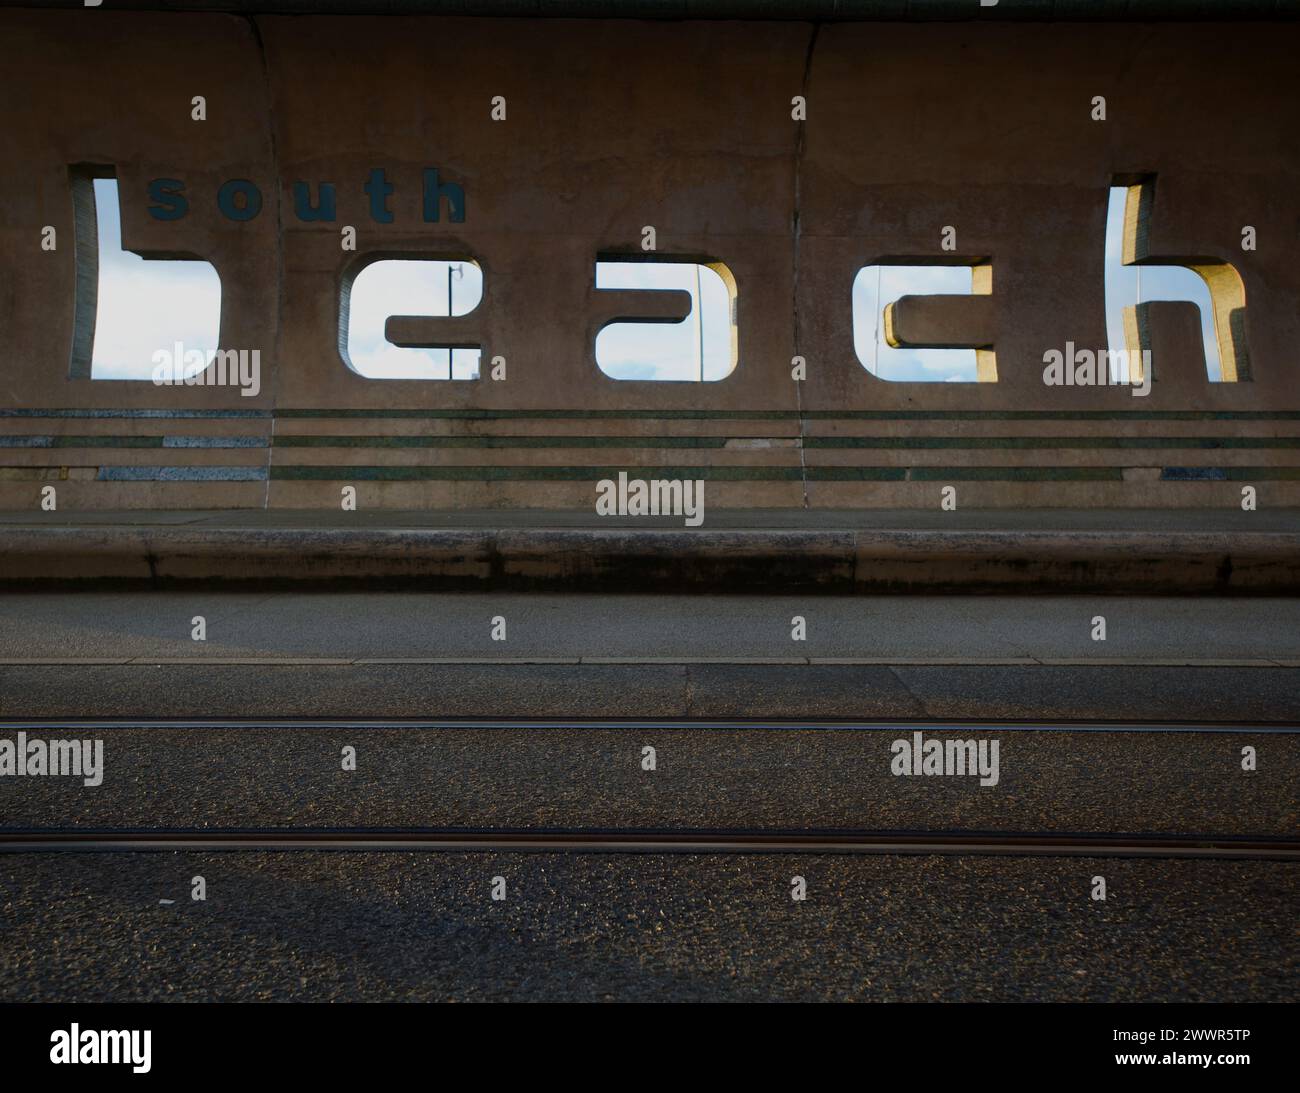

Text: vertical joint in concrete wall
xmin=790 ymin=21 xmax=820 ymax=348
xmin=791 ymin=22 xmax=821 ymax=511
xmin=242 ymin=14 xmax=284 ymax=508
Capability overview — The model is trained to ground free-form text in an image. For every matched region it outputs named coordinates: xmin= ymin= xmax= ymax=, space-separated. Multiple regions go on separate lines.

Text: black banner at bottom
xmin=0 ymin=1002 xmax=1288 ymax=1081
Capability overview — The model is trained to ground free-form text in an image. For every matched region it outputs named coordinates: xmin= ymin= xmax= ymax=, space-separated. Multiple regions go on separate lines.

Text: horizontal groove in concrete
xmin=3 ymin=523 xmax=1300 ymax=592
xmin=2 ymin=1 xmax=1296 ymax=20
xmin=1 ymin=725 xmax=1294 ymax=838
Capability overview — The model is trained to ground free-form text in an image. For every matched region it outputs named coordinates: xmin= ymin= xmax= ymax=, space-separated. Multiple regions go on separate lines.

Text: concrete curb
xmin=2 ymin=526 xmax=1299 ymax=592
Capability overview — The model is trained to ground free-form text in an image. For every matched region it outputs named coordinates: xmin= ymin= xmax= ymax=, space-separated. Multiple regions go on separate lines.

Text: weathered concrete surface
xmin=1 ymin=512 xmax=1298 ymax=590
xmin=2 ymin=14 xmax=1299 ymax=509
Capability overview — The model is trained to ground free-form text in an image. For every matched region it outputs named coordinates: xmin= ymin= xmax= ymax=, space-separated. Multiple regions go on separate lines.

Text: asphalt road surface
xmin=1 ymin=724 xmax=1295 ymax=838
xmin=1 ymin=593 xmax=1299 ymax=664
xmin=2 ymin=590 xmax=1295 ymax=1002
xmin=1 ymin=851 xmax=1293 ymax=1002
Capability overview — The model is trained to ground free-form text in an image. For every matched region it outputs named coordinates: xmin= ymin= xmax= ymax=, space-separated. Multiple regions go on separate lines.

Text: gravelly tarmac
xmin=1 ymin=852 xmax=1294 ymax=1002
xmin=3 ymin=591 xmax=1294 ymax=1002
xmin=1 ymin=726 xmax=1295 ymax=837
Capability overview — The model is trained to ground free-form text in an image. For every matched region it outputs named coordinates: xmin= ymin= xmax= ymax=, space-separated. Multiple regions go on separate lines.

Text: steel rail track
xmin=2 ymin=830 xmax=1298 ymax=858
xmin=1 ymin=718 xmax=1297 ymax=733
xmin=4 ymin=720 xmax=1294 ymax=858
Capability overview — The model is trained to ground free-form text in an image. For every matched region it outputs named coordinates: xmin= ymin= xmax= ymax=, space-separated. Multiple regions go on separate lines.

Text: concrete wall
xmin=1 ymin=11 xmax=1297 ymax=509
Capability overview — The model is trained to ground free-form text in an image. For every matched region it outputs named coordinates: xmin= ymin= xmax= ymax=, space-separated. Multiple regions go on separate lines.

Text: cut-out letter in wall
xmin=71 ymin=171 xmax=221 ymax=381
xmin=1104 ymin=179 xmax=1249 ymax=384
xmin=594 ymin=259 xmax=737 ymax=382
xmin=341 ymin=257 xmax=483 ymax=379
xmin=852 ymin=264 xmax=994 ymax=382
